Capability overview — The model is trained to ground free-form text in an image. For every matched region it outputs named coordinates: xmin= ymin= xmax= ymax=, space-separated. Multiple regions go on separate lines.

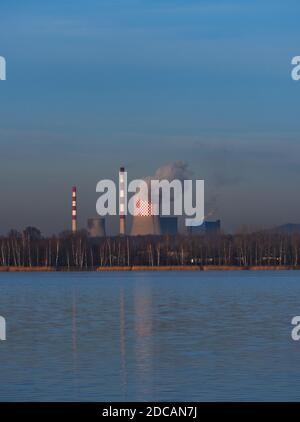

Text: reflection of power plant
xmin=118 ymin=283 xmax=153 ymax=400
xmin=134 ymin=281 xmax=153 ymax=399
xmin=87 ymin=217 xmax=106 ymax=238
xmin=119 ymin=288 xmax=127 ymax=398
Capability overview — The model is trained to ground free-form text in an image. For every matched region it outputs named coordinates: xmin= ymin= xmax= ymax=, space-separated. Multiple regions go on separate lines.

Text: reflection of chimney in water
xmin=119 ymin=288 xmax=127 ymax=397
xmin=72 ymin=293 xmax=78 ymax=375
xmin=134 ymin=283 xmax=153 ymax=399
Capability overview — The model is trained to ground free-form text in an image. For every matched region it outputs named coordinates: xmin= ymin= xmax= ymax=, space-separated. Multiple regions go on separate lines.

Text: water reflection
xmin=118 ymin=281 xmax=154 ymax=400
xmin=134 ymin=280 xmax=153 ymax=400
xmin=0 ymin=271 xmax=300 ymax=401
xmin=119 ymin=287 xmax=127 ymax=399
xmin=71 ymin=292 xmax=80 ymax=400
xmin=72 ymin=293 xmax=78 ymax=368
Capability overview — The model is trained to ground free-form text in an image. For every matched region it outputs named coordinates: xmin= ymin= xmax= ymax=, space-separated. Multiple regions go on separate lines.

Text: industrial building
xmin=189 ymin=220 xmax=221 ymax=235
xmin=130 ymin=215 xmax=161 ymax=236
xmin=159 ymin=216 xmax=178 ymax=235
xmin=71 ymin=168 xmax=218 ymax=238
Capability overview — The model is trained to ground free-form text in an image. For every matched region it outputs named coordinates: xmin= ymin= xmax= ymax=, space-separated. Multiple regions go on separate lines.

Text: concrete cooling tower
xmin=131 ymin=215 xmax=161 ymax=236
xmin=130 ymin=197 xmax=161 ymax=236
xmin=87 ymin=218 xmax=106 ymax=237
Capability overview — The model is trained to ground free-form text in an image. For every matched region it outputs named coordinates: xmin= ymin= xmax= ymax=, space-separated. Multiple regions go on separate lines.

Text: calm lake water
xmin=0 ymin=270 xmax=300 ymax=401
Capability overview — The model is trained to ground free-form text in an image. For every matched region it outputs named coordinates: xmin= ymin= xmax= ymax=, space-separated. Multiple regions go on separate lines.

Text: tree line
xmin=0 ymin=226 xmax=300 ymax=268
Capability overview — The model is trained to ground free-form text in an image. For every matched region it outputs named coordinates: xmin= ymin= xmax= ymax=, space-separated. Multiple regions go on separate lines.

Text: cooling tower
xmin=130 ymin=215 xmax=161 ymax=236
xmin=87 ymin=217 xmax=106 ymax=237
xmin=130 ymin=197 xmax=161 ymax=235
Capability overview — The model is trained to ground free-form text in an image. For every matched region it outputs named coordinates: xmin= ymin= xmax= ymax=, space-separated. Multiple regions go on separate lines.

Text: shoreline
xmin=0 ymin=265 xmax=300 ymax=272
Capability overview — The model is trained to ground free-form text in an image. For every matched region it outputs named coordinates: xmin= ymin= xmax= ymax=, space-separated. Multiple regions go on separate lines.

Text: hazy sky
xmin=0 ymin=0 xmax=300 ymax=234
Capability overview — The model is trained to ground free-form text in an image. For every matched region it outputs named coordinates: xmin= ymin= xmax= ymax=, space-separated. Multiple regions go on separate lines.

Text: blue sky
xmin=0 ymin=0 xmax=300 ymax=234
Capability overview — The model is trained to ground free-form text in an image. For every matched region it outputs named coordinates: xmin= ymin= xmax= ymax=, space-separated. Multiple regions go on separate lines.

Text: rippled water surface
xmin=0 ymin=271 xmax=300 ymax=401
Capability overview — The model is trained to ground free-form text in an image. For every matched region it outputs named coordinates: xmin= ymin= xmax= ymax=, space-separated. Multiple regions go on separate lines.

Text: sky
xmin=0 ymin=0 xmax=300 ymax=234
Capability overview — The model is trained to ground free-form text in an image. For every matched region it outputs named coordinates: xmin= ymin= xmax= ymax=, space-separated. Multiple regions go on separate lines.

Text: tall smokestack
xmin=72 ymin=186 xmax=77 ymax=233
xmin=119 ymin=167 xmax=126 ymax=236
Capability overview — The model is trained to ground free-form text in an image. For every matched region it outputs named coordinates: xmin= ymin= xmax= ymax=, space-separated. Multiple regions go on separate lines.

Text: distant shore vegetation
xmin=0 ymin=226 xmax=300 ymax=270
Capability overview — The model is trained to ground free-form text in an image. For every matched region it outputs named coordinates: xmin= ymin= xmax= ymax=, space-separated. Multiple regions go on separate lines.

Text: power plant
xmin=87 ymin=217 xmax=106 ymax=238
xmin=71 ymin=167 xmax=219 ymax=237
xmin=72 ymin=186 xmax=77 ymax=233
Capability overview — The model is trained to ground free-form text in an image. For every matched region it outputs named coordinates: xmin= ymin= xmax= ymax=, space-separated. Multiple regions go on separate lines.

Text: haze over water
xmin=0 ymin=271 xmax=299 ymax=401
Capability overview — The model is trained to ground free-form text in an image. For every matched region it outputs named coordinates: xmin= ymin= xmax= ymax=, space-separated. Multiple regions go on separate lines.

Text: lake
xmin=0 ymin=270 xmax=299 ymax=401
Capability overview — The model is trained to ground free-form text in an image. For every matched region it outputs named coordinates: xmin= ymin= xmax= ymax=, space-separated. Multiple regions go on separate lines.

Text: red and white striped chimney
xmin=119 ymin=167 xmax=126 ymax=235
xmin=72 ymin=186 xmax=77 ymax=233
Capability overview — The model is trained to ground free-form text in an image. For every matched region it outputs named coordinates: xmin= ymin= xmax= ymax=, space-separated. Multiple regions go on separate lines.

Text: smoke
xmin=153 ymin=161 xmax=193 ymax=182
xmin=135 ymin=161 xmax=193 ymax=210
xmin=205 ymin=193 xmax=218 ymax=219
xmin=141 ymin=161 xmax=220 ymax=221
xmin=141 ymin=161 xmax=192 ymax=187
